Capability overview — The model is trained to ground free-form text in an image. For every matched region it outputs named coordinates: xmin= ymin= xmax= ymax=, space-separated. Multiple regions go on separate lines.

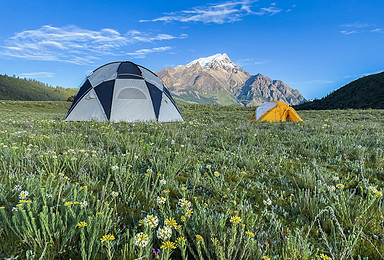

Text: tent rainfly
xmin=66 ymin=61 xmax=183 ymax=122
xmin=248 ymin=101 xmax=303 ymax=122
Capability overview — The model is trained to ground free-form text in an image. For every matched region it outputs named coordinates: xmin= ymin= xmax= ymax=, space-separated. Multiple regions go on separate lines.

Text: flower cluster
xmin=100 ymin=234 xmax=115 ymax=243
xmin=369 ymin=186 xmax=382 ymax=196
xmin=157 ymin=226 xmax=172 ymax=240
xmin=160 ymin=241 xmax=177 ymax=249
xmin=143 ymin=214 xmax=159 ymax=228
xmin=178 ymin=198 xmax=191 ymax=209
xmin=230 ymin=216 xmax=242 ymax=224
xmin=134 ymin=232 xmax=149 ymax=247
xmin=157 ymin=196 xmax=166 ymax=205
xmin=19 ymin=190 xmax=29 ymax=199
xmin=77 ymin=221 xmax=87 ymax=227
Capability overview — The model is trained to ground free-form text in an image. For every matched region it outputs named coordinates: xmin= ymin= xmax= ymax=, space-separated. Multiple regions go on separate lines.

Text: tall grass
xmin=0 ymin=101 xmax=383 ymax=259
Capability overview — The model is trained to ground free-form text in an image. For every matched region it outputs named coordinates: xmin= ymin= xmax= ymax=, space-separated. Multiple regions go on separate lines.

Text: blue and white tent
xmin=66 ymin=61 xmax=183 ymax=122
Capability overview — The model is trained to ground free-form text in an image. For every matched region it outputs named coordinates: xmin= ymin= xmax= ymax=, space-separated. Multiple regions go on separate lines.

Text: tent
xmin=248 ymin=101 xmax=303 ymax=122
xmin=66 ymin=61 xmax=183 ymax=122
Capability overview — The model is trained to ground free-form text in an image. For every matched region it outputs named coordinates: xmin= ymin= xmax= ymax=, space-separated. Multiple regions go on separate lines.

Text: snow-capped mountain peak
xmin=179 ymin=53 xmax=236 ymax=69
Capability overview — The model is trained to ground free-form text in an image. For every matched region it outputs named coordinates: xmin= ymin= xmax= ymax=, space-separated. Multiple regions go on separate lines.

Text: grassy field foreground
xmin=0 ymin=101 xmax=383 ymax=259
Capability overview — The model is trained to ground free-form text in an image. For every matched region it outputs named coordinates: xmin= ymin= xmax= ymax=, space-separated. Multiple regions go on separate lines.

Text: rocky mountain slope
xmin=238 ymin=74 xmax=306 ymax=106
xmin=295 ymin=71 xmax=384 ymax=110
xmin=157 ymin=53 xmax=306 ymax=106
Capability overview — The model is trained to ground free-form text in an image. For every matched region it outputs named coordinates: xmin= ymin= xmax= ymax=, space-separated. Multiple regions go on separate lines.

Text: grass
xmin=0 ymin=101 xmax=383 ymax=259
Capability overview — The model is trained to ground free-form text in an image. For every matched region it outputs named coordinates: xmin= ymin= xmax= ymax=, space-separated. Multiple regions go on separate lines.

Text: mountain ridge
xmin=157 ymin=54 xmax=306 ymax=106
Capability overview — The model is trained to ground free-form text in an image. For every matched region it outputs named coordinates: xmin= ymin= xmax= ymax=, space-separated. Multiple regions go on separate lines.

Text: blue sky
xmin=0 ymin=0 xmax=383 ymax=99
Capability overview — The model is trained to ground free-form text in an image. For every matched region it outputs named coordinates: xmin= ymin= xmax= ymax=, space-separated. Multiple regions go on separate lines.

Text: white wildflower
xmin=143 ymin=214 xmax=159 ymax=228
xmin=19 ymin=191 xmax=29 ymax=199
xmin=14 ymin=185 xmax=22 ymax=191
xmin=157 ymin=226 xmax=172 ymax=240
xmin=134 ymin=232 xmax=149 ymax=247
xmin=178 ymin=198 xmax=191 ymax=209
xmin=80 ymin=201 xmax=88 ymax=208
xmin=157 ymin=196 xmax=166 ymax=205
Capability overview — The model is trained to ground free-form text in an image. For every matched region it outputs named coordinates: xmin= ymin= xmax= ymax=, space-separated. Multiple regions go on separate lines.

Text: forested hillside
xmin=0 ymin=74 xmax=76 ymax=101
xmin=295 ymin=72 xmax=384 ymax=110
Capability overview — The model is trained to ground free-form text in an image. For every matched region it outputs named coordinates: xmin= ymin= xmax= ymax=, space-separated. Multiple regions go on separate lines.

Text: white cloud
xmin=140 ymin=0 xmax=284 ymax=24
xmin=18 ymin=72 xmax=55 ymax=79
xmin=371 ymin=28 xmax=383 ymax=33
xmin=0 ymin=25 xmax=186 ymax=64
xmin=340 ymin=30 xmax=358 ymax=35
xmin=341 ymin=22 xmax=373 ymax=29
xmin=126 ymin=46 xmax=172 ymax=58
xmin=255 ymin=7 xmax=282 ymax=16
xmin=235 ymin=58 xmax=264 ymax=67
xmin=339 ymin=22 xmax=382 ymax=35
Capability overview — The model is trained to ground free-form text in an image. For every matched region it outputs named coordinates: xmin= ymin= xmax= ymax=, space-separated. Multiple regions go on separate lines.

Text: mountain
xmin=294 ymin=72 xmax=384 ymax=110
xmin=237 ymin=73 xmax=306 ymax=106
xmin=157 ymin=53 xmax=306 ymax=106
xmin=0 ymin=74 xmax=76 ymax=101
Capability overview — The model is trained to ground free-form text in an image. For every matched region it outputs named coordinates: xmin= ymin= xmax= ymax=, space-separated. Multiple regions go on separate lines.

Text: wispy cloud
xmin=255 ymin=6 xmax=282 ymax=16
xmin=126 ymin=46 xmax=172 ymax=58
xmin=235 ymin=58 xmax=264 ymax=66
xmin=18 ymin=72 xmax=55 ymax=79
xmin=0 ymin=25 xmax=185 ymax=64
xmin=140 ymin=0 xmax=284 ymax=24
xmin=339 ymin=22 xmax=382 ymax=35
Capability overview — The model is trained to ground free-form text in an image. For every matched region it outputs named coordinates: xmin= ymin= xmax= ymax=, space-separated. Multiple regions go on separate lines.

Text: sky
xmin=0 ymin=0 xmax=383 ymax=100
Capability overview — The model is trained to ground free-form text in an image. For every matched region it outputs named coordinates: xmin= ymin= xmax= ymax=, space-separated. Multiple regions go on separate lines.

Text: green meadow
xmin=0 ymin=101 xmax=383 ymax=259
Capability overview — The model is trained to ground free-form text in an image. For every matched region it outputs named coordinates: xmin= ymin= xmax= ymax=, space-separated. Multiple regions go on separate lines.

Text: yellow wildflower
xmin=64 ymin=202 xmax=73 ymax=206
xmin=320 ymin=254 xmax=333 ymax=260
xmin=262 ymin=256 xmax=271 ymax=260
xmin=214 ymin=171 xmax=220 ymax=177
xmin=19 ymin=200 xmax=32 ymax=204
xmin=369 ymin=186 xmax=378 ymax=193
xmin=211 ymin=237 xmax=219 ymax=243
xmin=177 ymin=236 xmax=187 ymax=244
xmin=77 ymin=222 xmax=87 ymax=227
xmin=165 ymin=217 xmax=178 ymax=228
xmin=181 ymin=216 xmax=186 ymax=222
xmin=160 ymin=241 xmax=177 ymax=249
xmin=245 ymin=231 xmax=255 ymax=238
xmin=100 ymin=234 xmax=115 ymax=243
xmin=186 ymin=209 xmax=193 ymax=217
xmin=181 ymin=187 xmax=187 ymax=191
xmin=195 ymin=234 xmax=203 ymax=241
xmin=230 ymin=216 xmax=242 ymax=224
xmin=163 ymin=189 xmax=170 ymax=194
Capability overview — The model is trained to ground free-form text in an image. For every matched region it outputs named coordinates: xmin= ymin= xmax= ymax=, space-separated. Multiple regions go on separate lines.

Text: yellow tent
xmin=248 ymin=101 xmax=303 ymax=122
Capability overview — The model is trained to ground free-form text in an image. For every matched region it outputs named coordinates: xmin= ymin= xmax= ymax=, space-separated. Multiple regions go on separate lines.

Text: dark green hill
xmin=295 ymin=71 xmax=384 ymax=110
xmin=0 ymin=74 xmax=76 ymax=101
